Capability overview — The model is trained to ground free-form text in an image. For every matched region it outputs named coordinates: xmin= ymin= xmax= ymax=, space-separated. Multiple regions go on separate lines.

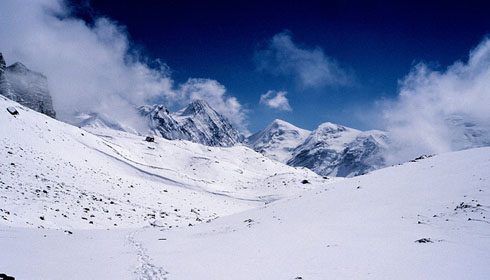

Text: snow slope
xmin=134 ymin=147 xmax=490 ymax=279
xmin=0 ymin=95 xmax=323 ymax=231
xmin=246 ymin=119 xmax=311 ymax=163
xmin=1 ymin=94 xmax=489 ymax=279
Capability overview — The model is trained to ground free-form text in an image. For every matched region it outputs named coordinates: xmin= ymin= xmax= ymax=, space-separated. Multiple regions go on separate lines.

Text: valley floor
xmin=2 ymin=147 xmax=490 ymax=279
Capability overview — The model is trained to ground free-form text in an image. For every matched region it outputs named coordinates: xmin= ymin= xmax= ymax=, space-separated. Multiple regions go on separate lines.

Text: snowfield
xmin=130 ymin=147 xmax=490 ymax=279
xmin=0 ymin=95 xmax=322 ymax=230
xmin=1 ymin=95 xmax=489 ymax=279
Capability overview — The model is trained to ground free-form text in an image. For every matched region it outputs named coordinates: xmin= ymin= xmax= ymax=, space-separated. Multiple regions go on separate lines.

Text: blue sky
xmin=69 ymin=0 xmax=490 ymax=132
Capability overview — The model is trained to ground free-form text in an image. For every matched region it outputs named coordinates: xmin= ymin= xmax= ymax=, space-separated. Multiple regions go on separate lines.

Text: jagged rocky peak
xmin=0 ymin=53 xmax=56 ymax=118
xmin=174 ymin=99 xmax=241 ymax=147
xmin=138 ymin=99 xmax=241 ymax=147
xmin=180 ymin=99 xmax=214 ymax=116
xmin=139 ymin=103 xmax=184 ymax=140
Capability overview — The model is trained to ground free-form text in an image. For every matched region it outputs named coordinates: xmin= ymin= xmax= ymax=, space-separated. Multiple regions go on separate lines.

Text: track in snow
xmin=128 ymin=230 xmax=168 ymax=280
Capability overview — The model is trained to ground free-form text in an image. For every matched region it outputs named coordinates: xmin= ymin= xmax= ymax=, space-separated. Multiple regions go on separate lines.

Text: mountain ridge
xmin=248 ymin=119 xmax=389 ymax=177
xmin=140 ymin=99 xmax=242 ymax=147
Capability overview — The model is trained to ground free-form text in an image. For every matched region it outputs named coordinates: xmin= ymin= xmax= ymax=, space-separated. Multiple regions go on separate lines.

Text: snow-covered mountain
xmin=288 ymin=123 xmax=389 ymax=177
xmin=248 ymin=120 xmax=389 ymax=177
xmin=77 ymin=99 xmax=242 ymax=147
xmin=246 ymin=119 xmax=310 ymax=163
xmin=74 ymin=111 xmax=142 ymax=135
xmin=0 ymin=53 xmax=56 ymax=118
xmin=139 ymin=100 xmax=242 ymax=147
xmin=0 ymin=95 xmax=322 ymax=230
xmin=2 ymin=96 xmax=489 ymax=278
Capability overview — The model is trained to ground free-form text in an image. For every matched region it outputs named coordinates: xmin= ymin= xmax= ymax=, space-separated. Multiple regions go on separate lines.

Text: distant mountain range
xmin=246 ymin=120 xmax=390 ymax=177
xmin=2 ymin=53 xmax=488 ymax=178
xmin=0 ymin=52 xmax=408 ymax=178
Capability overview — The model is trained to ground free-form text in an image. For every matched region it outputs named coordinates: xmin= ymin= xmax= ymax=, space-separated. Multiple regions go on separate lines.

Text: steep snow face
xmin=334 ymin=131 xmax=389 ymax=177
xmin=0 ymin=95 xmax=323 ymax=230
xmin=288 ymin=122 xmax=389 ymax=177
xmin=246 ymin=119 xmax=311 ymax=163
xmin=139 ymin=100 xmax=241 ymax=147
xmin=0 ymin=54 xmax=56 ymax=118
xmin=73 ymin=112 xmax=142 ymax=136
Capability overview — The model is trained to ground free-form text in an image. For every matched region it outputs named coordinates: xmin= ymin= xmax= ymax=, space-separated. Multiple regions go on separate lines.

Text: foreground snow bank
xmin=136 ymin=147 xmax=490 ymax=279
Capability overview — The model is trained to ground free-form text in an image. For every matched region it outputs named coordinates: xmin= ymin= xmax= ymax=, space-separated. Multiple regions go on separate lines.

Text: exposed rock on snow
xmin=6 ymin=106 xmax=18 ymax=115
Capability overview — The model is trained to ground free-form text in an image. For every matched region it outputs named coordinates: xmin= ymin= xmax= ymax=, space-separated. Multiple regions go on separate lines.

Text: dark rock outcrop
xmin=0 ymin=53 xmax=56 ymax=118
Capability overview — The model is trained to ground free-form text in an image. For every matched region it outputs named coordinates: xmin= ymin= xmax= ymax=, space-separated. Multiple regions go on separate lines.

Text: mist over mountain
xmin=0 ymin=53 xmax=56 ymax=118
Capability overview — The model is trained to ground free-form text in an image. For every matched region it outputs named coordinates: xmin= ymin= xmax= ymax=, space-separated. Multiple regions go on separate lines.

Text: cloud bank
xmin=255 ymin=31 xmax=351 ymax=89
xmin=382 ymin=37 xmax=490 ymax=164
xmin=0 ymin=0 xmax=247 ymax=132
xmin=259 ymin=90 xmax=292 ymax=111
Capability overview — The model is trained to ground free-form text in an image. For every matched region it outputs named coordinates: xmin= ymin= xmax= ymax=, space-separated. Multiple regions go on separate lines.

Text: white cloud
xmin=382 ymin=37 xmax=490 ymax=164
xmin=178 ymin=79 xmax=248 ymax=132
xmin=255 ymin=31 xmax=350 ymax=88
xmin=0 ymin=0 xmax=248 ymax=132
xmin=259 ymin=90 xmax=292 ymax=111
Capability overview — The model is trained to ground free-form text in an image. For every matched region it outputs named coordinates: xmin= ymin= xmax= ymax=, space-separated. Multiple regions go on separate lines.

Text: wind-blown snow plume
xmin=0 ymin=0 xmax=247 ymax=132
xmin=382 ymin=37 xmax=490 ymax=164
xmin=259 ymin=90 xmax=292 ymax=111
xmin=255 ymin=31 xmax=351 ymax=88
